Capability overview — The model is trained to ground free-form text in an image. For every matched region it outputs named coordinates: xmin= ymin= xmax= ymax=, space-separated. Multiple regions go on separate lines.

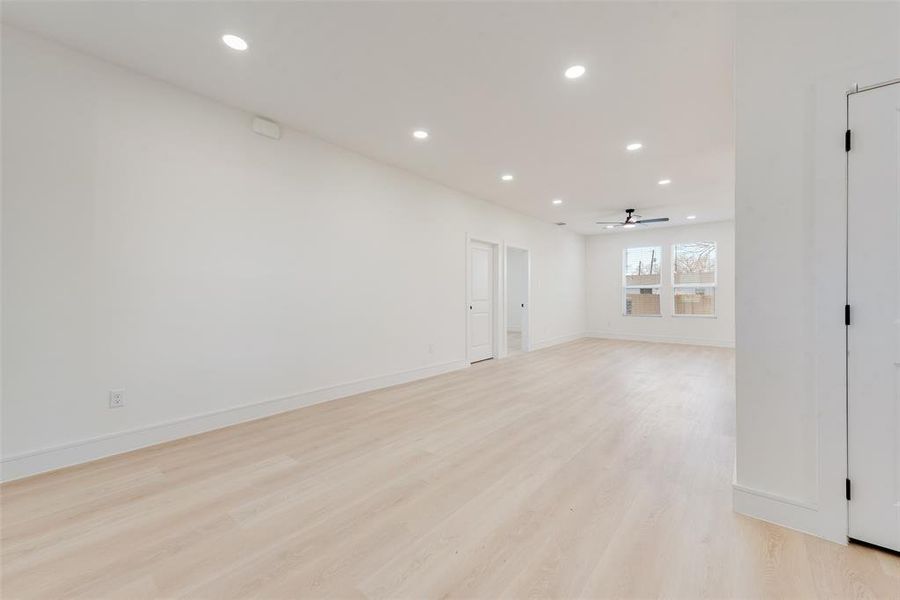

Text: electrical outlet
xmin=109 ymin=389 xmax=125 ymax=409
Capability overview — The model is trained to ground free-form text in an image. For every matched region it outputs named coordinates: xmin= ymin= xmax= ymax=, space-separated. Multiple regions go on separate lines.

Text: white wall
xmin=585 ymin=221 xmax=735 ymax=348
xmin=0 ymin=27 xmax=587 ymax=480
xmin=505 ymin=248 xmax=528 ymax=331
xmin=733 ymin=2 xmax=900 ymax=542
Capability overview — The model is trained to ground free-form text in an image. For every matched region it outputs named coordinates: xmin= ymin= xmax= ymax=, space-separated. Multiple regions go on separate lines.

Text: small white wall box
xmin=252 ymin=116 xmax=281 ymax=140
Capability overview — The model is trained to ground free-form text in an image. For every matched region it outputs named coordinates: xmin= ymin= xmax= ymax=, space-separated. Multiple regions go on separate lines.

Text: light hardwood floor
xmin=2 ymin=339 xmax=898 ymax=599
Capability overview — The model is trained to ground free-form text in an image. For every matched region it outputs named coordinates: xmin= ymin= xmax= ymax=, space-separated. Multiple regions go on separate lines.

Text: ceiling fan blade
xmin=595 ymin=221 xmax=624 ymax=225
xmin=635 ymin=217 xmax=670 ymax=224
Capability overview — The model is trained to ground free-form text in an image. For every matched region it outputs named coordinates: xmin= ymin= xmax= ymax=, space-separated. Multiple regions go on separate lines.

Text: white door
xmin=468 ymin=241 xmax=494 ymax=363
xmin=848 ymin=80 xmax=900 ymax=552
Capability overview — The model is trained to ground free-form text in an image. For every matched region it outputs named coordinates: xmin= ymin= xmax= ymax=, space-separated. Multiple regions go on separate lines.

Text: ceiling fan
xmin=596 ymin=208 xmax=670 ymax=229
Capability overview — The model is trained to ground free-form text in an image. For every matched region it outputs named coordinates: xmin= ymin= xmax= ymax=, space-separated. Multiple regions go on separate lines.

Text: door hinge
xmin=845 ymin=304 xmax=851 ymax=326
xmin=845 ymin=129 xmax=852 ymax=152
xmin=846 ymin=478 xmax=851 ymax=501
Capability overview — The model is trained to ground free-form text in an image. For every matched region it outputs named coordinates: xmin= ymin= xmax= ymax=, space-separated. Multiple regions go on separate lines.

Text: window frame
xmin=622 ymin=245 xmax=663 ymax=317
xmin=671 ymin=241 xmax=718 ymax=318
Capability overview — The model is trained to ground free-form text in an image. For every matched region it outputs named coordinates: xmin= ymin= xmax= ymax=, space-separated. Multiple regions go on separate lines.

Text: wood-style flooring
xmin=2 ymin=339 xmax=898 ymax=599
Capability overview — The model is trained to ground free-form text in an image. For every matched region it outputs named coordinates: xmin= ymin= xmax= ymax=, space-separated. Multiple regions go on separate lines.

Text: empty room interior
xmin=1 ymin=1 xmax=899 ymax=598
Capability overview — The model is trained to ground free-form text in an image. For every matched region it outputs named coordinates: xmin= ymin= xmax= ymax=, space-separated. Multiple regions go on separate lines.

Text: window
xmin=623 ymin=246 xmax=661 ymax=316
xmin=672 ymin=241 xmax=717 ymax=316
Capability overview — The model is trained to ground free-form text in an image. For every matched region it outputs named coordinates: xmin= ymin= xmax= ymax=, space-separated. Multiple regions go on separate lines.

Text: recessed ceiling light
xmin=501 ymin=174 xmax=514 ymax=182
xmin=564 ymin=65 xmax=586 ymax=79
xmin=623 ymin=223 xmax=637 ymax=229
xmin=412 ymin=130 xmax=429 ymax=139
xmin=686 ymin=215 xmax=697 ymax=220
xmin=658 ymin=179 xmax=671 ymax=185
xmin=222 ymin=34 xmax=248 ymax=51
xmin=552 ymin=198 xmax=563 ymax=205
xmin=605 ymin=225 xmax=615 ymax=229
xmin=626 ymin=142 xmax=643 ymax=152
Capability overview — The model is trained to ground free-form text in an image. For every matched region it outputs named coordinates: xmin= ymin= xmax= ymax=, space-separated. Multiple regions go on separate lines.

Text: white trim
xmin=0 ymin=359 xmax=468 ymax=483
xmin=588 ymin=331 xmax=734 ymax=348
xmin=531 ymin=332 xmax=587 ymax=351
xmin=732 ymin=481 xmax=819 ymax=511
xmin=732 ymin=482 xmax=845 ymax=544
xmin=849 ymin=77 xmax=900 ymax=95
xmin=672 ymin=283 xmax=718 ymax=289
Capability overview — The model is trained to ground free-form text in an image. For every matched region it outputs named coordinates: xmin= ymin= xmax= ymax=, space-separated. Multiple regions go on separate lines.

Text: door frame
xmin=465 ymin=234 xmax=502 ymax=363
xmin=504 ymin=243 xmax=532 ymax=355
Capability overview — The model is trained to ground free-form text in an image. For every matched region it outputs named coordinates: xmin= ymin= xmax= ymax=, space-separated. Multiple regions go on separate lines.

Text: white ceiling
xmin=2 ymin=1 xmax=736 ymax=235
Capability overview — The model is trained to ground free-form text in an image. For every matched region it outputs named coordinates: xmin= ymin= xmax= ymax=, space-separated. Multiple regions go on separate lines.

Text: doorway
xmin=467 ymin=238 xmax=499 ymax=363
xmin=505 ymin=246 xmax=531 ymax=355
xmin=846 ymin=79 xmax=900 ymax=552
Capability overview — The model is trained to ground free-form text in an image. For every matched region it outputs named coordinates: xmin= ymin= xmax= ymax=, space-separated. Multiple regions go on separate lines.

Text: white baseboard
xmin=0 ymin=359 xmax=468 ymax=483
xmin=1 ymin=332 xmax=724 ymax=483
xmin=732 ymin=482 xmax=847 ymax=545
xmin=531 ymin=332 xmax=588 ymax=350
xmin=732 ymin=482 xmax=830 ymax=540
xmin=588 ymin=331 xmax=735 ymax=348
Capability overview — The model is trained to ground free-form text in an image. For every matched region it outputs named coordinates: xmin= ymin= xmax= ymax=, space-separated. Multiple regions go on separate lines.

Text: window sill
xmin=622 ymin=314 xmax=663 ymax=318
xmin=672 ymin=314 xmax=717 ymax=319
